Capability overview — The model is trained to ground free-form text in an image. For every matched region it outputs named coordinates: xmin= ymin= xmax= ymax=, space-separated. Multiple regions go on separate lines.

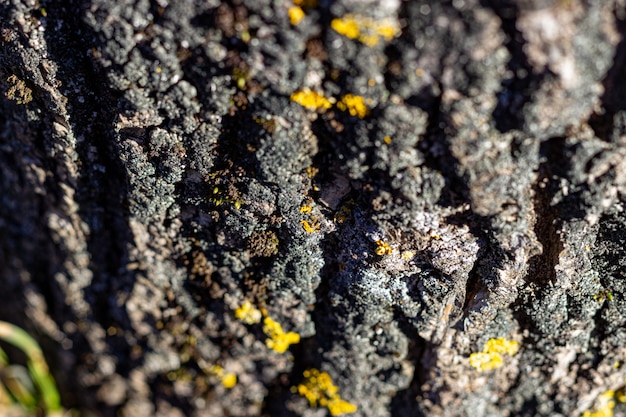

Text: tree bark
xmin=1 ymin=0 xmax=626 ymax=416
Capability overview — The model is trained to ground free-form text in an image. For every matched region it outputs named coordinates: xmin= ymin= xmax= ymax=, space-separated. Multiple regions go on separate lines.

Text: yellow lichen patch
xmin=401 ymin=250 xmax=415 ymax=260
xmin=616 ymin=387 xmax=626 ymax=403
xmin=234 ymin=300 xmax=262 ymax=324
xmin=337 ymin=94 xmax=370 ymax=118
xmin=469 ymin=337 xmax=519 ymax=372
xmin=290 ymin=88 xmax=334 ymax=111
xmin=289 ymin=6 xmax=306 ymax=25
xmin=484 ymin=337 xmax=519 ymax=356
xmin=375 ymin=240 xmax=393 ymax=255
xmin=306 ymin=166 xmax=319 ymax=178
xmin=206 ymin=365 xmax=237 ymax=389
xmin=5 ymin=75 xmax=33 ymax=104
xmin=358 ymin=34 xmax=379 ymax=47
xmin=429 ymin=231 xmax=441 ymax=239
xmin=383 ymin=135 xmax=392 ymax=144
xmin=301 ymin=219 xmax=320 ymax=233
xmin=469 ymin=351 xmax=503 ymax=372
xmin=582 ymin=390 xmax=616 ymax=417
xmin=293 ymin=0 xmax=318 ymax=7
xmin=330 ymin=14 xmax=400 ymax=47
xmin=330 ymin=16 xmax=360 ymax=39
xmin=294 ymin=369 xmax=357 ymax=416
xmin=263 ymin=317 xmax=300 ymax=353
xmin=221 ymin=373 xmax=238 ymax=388
xmin=300 ymin=205 xmax=313 ymax=214
xmin=334 ymin=202 xmax=353 ymax=224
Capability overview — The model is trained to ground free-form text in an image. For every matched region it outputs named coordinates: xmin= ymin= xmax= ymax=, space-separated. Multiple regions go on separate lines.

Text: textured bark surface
xmin=2 ymin=0 xmax=626 ymax=416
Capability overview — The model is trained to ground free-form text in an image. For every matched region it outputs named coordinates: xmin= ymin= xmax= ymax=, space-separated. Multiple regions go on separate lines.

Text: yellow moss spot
xmin=290 ymin=88 xmax=334 ymax=111
xmin=375 ymin=240 xmax=393 ymax=256
xmin=294 ymin=369 xmax=357 ymax=416
xmin=234 ymin=300 xmax=262 ymax=324
xmin=582 ymin=390 xmax=616 ymax=417
xmin=289 ymin=6 xmax=306 ymax=25
xmin=469 ymin=337 xmax=519 ymax=372
xmin=337 ymin=94 xmax=370 ymax=118
xmin=301 ymin=219 xmax=320 ymax=233
xmin=383 ymin=136 xmax=392 ymax=144
xmin=263 ymin=317 xmax=300 ymax=353
xmin=330 ymin=14 xmax=399 ymax=47
xmin=300 ymin=205 xmax=313 ymax=214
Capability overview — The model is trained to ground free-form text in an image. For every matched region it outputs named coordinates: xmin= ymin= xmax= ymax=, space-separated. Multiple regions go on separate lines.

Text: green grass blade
xmin=0 ymin=321 xmax=61 ymax=412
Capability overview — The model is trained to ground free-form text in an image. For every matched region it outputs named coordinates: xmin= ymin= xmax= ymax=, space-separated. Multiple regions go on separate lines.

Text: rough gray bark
xmin=1 ymin=0 xmax=626 ymax=416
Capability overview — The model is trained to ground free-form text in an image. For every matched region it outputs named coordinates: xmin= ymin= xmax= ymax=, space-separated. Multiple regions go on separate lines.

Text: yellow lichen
xmin=375 ymin=240 xmax=393 ymax=256
xmin=5 ymin=75 xmax=33 ymax=104
xmin=358 ymin=34 xmax=379 ymax=47
xmin=484 ymin=337 xmax=519 ymax=355
xmin=221 ymin=372 xmax=238 ymax=389
xmin=206 ymin=365 xmax=237 ymax=389
xmin=616 ymin=387 xmax=626 ymax=403
xmin=234 ymin=300 xmax=262 ymax=324
xmin=330 ymin=16 xmax=360 ymax=40
xmin=401 ymin=251 xmax=415 ymax=260
xmin=294 ymin=369 xmax=357 ymax=416
xmin=334 ymin=202 xmax=353 ymax=224
xmin=330 ymin=14 xmax=399 ymax=47
xmin=301 ymin=219 xmax=320 ymax=233
xmin=383 ymin=136 xmax=392 ymax=144
xmin=263 ymin=317 xmax=300 ymax=353
xmin=289 ymin=6 xmax=306 ymax=25
xmin=469 ymin=351 xmax=503 ymax=371
xmin=469 ymin=337 xmax=519 ymax=372
xmin=306 ymin=166 xmax=319 ymax=178
xmin=337 ymin=94 xmax=370 ymax=118
xmin=582 ymin=390 xmax=616 ymax=417
xmin=290 ymin=88 xmax=334 ymax=111
xmin=300 ymin=205 xmax=313 ymax=214
xmin=293 ymin=0 xmax=318 ymax=7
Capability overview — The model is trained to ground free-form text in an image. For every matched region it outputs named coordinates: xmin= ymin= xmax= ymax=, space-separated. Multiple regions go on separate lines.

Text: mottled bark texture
xmin=2 ymin=0 xmax=626 ymax=416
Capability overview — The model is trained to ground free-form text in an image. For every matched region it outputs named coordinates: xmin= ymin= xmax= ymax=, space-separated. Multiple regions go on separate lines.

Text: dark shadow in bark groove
xmin=589 ymin=6 xmax=626 ymax=142
xmin=419 ymin=96 xmax=469 ymax=210
xmin=524 ymin=137 xmax=566 ymax=288
xmin=539 ymin=137 xmax=588 ymax=222
xmin=479 ymin=0 xmax=543 ymax=133
xmin=388 ymin=316 xmax=428 ymax=417
xmin=41 ymin=0 xmax=137 ymax=413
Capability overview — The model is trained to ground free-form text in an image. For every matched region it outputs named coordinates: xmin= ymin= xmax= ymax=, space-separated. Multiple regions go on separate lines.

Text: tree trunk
xmin=1 ymin=0 xmax=626 ymax=416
